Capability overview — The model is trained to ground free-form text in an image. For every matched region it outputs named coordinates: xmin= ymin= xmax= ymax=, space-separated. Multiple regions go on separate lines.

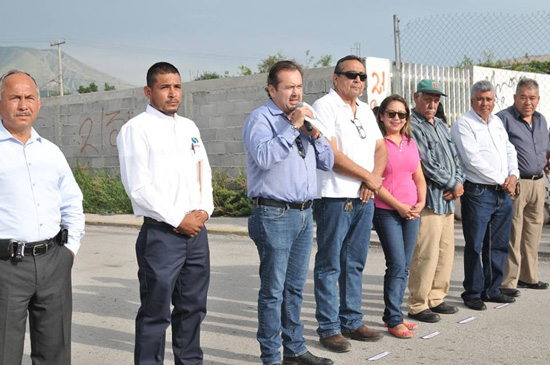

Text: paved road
xmin=23 ymin=225 xmax=550 ymax=364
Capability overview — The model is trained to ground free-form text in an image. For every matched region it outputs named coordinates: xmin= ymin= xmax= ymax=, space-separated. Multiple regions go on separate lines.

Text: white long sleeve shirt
xmin=0 ymin=122 xmax=85 ymax=254
xmin=117 ymin=105 xmax=214 ymax=227
xmin=451 ymin=109 xmax=519 ymax=185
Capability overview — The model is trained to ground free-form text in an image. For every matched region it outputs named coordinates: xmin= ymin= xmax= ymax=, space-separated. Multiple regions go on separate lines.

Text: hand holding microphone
xmin=295 ymin=102 xmax=314 ymax=131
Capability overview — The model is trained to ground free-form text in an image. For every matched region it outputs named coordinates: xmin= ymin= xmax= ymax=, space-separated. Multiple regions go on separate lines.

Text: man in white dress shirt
xmin=0 ymin=70 xmax=85 ymax=364
xmin=451 ymin=80 xmax=519 ymax=311
xmin=117 ymin=62 xmax=214 ymax=365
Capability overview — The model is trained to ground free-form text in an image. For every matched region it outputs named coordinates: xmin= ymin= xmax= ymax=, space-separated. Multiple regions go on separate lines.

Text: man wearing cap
xmin=498 ymin=78 xmax=549 ymax=296
xmin=407 ymin=80 xmax=465 ymax=323
xmin=451 ymin=80 xmax=519 ymax=311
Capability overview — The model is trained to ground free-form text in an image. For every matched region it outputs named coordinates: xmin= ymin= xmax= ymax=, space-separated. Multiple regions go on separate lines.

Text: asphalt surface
xmin=18 ymin=217 xmax=550 ymax=364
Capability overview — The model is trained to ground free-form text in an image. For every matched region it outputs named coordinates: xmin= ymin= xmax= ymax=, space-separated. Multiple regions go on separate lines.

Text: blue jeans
xmin=374 ymin=208 xmax=420 ymax=327
xmin=313 ymin=198 xmax=374 ymax=339
xmin=461 ymin=183 xmax=513 ymax=300
xmin=248 ymin=205 xmax=313 ymax=365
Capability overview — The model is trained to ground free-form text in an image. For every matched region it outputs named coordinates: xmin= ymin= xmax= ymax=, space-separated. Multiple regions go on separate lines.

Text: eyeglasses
xmin=336 ymin=71 xmax=367 ymax=81
xmin=350 ymin=118 xmax=367 ymax=139
xmin=295 ymin=137 xmax=306 ymax=159
xmin=385 ymin=111 xmax=408 ymax=120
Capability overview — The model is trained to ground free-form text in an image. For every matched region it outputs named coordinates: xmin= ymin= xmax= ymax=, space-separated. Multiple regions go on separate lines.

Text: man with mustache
xmin=497 ymin=78 xmax=549 ymax=296
xmin=408 ymin=80 xmax=464 ymax=323
xmin=451 ymin=80 xmax=519 ymax=311
xmin=118 ymin=62 xmax=214 ymax=364
xmin=0 ymin=70 xmax=85 ymax=364
xmin=312 ymin=55 xmax=387 ymax=353
xmin=243 ymin=60 xmax=334 ymax=365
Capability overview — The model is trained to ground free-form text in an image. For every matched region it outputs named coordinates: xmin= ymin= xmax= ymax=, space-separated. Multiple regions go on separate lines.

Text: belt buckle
xmin=300 ymin=201 xmax=307 ymax=210
xmin=32 ymin=243 xmax=47 ymax=256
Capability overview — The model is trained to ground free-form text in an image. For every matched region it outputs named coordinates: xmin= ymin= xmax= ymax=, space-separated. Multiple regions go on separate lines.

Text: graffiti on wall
xmin=78 ymin=107 xmax=133 ymax=154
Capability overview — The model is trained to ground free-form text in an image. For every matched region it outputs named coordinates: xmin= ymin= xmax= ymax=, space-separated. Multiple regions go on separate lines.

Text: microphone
xmin=295 ymin=102 xmax=314 ymax=132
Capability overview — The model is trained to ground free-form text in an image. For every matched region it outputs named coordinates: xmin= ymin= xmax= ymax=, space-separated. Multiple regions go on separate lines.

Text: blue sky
xmin=1 ymin=0 xmax=548 ymax=85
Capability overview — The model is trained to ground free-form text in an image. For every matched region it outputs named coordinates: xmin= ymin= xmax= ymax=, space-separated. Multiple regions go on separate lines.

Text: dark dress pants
xmin=134 ymin=221 xmax=210 ymax=365
xmin=0 ymin=244 xmax=74 ymax=365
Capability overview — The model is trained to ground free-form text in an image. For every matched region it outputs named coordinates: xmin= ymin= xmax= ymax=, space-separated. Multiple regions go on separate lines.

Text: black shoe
xmin=282 ymin=351 xmax=334 ymax=365
xmin=517 ymin=280 xmax=549 ymax=290
xmin=430 ymin=302 xmax=459 ymax=314
xmin=407 ymin=309 xmax=440 ymax=323
xmin=463 ymin=298 xmax=487 ymax=311
xmin=481 ymin=293 xmax=515 ymax=303
xmin=501 ymin=288 xmax=521 ymax=297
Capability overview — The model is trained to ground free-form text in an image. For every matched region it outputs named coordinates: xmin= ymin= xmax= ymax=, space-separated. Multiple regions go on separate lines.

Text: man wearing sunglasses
xmin=243 ymin=60 xmax=334 ymax=365
xmin=311 ymin=55 xmax=387 ymax=353
xmin=407 ymin=80 xmax=465 ymax=323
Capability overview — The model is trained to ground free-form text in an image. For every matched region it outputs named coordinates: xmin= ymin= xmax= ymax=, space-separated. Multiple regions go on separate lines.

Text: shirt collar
xmin=266 ymin=99 xmax=285 ymax=116
xmin=146 ymin=104 xmax=179 ymax=121
xmin=0 ymin=120 xmax=41 ymax=144
xmin=511 ymin=104 xmax=540 ymax=123
xmin=468 ymin=108 xmax=495 ymax=124
xmin=328 ymin=88 xmax=359 ymax=108
xmin=411 ymin=109 xmax=444 ymax=127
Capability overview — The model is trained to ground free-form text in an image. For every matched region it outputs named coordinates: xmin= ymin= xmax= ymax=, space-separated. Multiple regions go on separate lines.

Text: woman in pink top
xmin=372 ymin=95 xmax=426 ymax=339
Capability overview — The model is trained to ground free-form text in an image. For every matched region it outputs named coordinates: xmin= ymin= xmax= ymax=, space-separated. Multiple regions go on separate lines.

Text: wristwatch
xmin=290 ymin=124 xmax=300 ymax=131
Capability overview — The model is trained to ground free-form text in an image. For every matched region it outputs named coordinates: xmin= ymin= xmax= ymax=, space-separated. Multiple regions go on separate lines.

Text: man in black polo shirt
xmin=498 ymin=78 xmax=549 ymax=296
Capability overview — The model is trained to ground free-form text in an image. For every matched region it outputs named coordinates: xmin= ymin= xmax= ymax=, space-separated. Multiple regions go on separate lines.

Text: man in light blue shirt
xmin=0 ymin=70 xmax=85 ymax=364
xmin=243 ymin=60 xmax=334 ymax=365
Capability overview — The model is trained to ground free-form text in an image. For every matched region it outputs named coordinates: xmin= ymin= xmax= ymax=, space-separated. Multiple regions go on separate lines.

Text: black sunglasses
xmin=336 ymin=71 xmax=367 ymax=81
xmin=385 ymin=111 xmax=408 ymax=120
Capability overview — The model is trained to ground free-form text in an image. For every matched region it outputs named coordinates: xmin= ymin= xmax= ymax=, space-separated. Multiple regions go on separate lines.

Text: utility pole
xmin=393 ymin=15 xmax=402 ymax=95
xmin=50 ymin=40 xmax=66 ymax=96
xmin=351 ymin=42 xmax=361 ymax=57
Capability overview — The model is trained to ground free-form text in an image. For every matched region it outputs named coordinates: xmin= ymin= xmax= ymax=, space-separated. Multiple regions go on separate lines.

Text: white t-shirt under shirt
xmin=313 ymin=89 xmax=383 ymax=198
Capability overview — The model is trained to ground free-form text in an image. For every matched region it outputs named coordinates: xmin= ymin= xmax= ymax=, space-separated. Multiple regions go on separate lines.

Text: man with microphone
xmin=243 ymin=60 xmax=334 ymax=365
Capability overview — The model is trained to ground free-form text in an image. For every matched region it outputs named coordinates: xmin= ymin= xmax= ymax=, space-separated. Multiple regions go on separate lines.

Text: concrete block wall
xmin=37 ymin=67 xmax=345 ymax=175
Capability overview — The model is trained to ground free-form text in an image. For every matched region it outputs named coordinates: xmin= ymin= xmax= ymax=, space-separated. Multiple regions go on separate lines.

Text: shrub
xmin=212 ymin=170 xmax=252 ymax=217
xmin=72 ymin=164 xmax=133 ymax=214
xmin=73 ymin=164 xmax=252 ymax=217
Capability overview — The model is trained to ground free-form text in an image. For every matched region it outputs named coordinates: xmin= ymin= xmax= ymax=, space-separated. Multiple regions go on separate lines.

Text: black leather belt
xmin=23 ymin=238 xmax=57 ymax=256
xmin=144 ymin=217 xmax=175 ymax=229
xmin=520 ymin=174 xmax=543 ymax=180
xmin=465 ymin=180 xmax=502 ymax=191
xmin=253 ymin=197 xmax=313 ymax=210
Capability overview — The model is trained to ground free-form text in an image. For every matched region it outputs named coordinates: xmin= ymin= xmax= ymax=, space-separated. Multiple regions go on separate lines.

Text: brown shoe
xmin=343 ymin=325 xmax=383 ymax=342
xmin=319 ymin=334 xmax=351 ymax=353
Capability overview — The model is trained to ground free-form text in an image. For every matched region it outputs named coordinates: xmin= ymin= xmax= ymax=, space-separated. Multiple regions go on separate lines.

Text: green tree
xmin=258 ymin=52 xmax=286 ymax=73
xmin=77 ymin=82 xmax=98 ymax=94
xmin=315 ymin=54 xmax=333 ymax=67
xmin=194 ymin=71 xmax=229 ymax=81
xmin=237 ymin=65 xmax=253 ymax=76
xmin=104 ymin=83 xmax=116 ymax=91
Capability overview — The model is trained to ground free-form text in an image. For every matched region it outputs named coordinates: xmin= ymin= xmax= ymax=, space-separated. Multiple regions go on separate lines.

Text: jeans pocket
xmin=260 ymin=205 xmax=287 ymax=220
xmin=465 ymin=184 xmax=485 ymax=197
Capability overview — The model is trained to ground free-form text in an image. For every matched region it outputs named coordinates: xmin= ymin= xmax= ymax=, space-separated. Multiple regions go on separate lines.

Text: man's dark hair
xmin=334 ymin=55 xmax=363 ymax=74
xmin=146 ymin=62 xmax=180 ymax=87
xmin=516 ymin=78 xmax=539 ymax=94
xmin=265 ymin=60 xmax=303 ymax=97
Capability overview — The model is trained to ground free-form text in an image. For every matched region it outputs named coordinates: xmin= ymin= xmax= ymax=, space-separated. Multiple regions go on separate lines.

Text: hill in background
xmin=0 ymin=46 xmax=135 ymax=96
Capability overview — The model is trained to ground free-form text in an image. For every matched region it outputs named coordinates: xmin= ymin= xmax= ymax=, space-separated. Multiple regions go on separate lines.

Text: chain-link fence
xmin=399 ymin=11 xmax=550 ymax=68
xmin=393 ymin=11 xmax=550 ymax=120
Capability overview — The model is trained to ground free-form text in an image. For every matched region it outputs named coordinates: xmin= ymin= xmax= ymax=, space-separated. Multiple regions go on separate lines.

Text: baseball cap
xmin=416 ymin=79 xmax=447 ymax=96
